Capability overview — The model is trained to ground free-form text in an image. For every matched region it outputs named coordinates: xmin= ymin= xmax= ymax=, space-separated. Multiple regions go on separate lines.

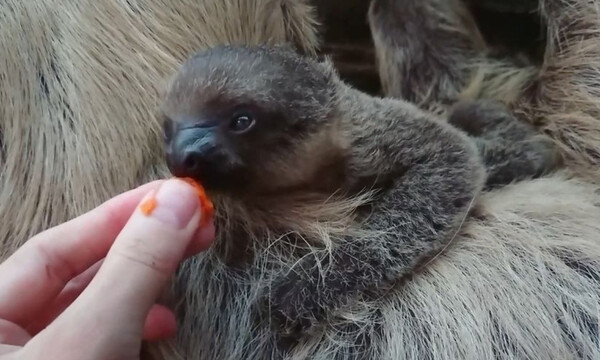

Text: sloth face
xmin=161 ymin=44 xmax=338 ymax=194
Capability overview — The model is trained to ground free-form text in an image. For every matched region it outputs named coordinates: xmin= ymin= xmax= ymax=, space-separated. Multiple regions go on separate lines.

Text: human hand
xmin=0 ymin=178 xmax=215 ymax=360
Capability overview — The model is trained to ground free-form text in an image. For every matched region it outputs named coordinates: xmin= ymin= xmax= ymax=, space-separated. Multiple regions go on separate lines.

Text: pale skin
xmin=0 ymin=179 xmax=215 ymax=360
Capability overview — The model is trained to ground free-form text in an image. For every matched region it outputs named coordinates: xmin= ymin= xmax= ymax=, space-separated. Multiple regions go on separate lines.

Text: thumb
xmin=51 ymin=179 xmax=205 ymax=340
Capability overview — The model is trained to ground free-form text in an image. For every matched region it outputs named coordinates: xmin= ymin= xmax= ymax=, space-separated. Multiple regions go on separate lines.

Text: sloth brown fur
xmin=0 ymin=0 xmax=600 ymax=360
xmin=159 ymin=42 xmax=564 ymax=343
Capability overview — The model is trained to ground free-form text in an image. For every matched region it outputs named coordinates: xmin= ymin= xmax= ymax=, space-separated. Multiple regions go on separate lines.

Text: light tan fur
xmin=515 ymin=0 xmax=600 ymax=182
xmin=0 ymin=0 xmax=320 ymax=257
xmin=459 ymin=60 xmax=538 ymax=105
xmin=1 ymin=1 xmax=600 ymax=360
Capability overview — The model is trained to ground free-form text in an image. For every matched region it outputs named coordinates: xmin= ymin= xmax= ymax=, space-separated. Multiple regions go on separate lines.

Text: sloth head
xmin=161 ymin=44 xmax=344 ymax=195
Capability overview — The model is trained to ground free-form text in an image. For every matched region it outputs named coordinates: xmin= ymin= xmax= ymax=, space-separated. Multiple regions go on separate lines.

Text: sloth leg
xmin=367 ymin=0 xmax=486 ymax=109
xmin=368 ymin=0 xmax=539 ymax=110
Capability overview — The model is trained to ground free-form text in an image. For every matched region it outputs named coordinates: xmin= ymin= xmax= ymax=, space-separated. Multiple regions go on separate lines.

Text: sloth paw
xmin=478 ymin=134 xmax=562 ymax=189
xmin=448 ymin=99 xmax=536 ymax=141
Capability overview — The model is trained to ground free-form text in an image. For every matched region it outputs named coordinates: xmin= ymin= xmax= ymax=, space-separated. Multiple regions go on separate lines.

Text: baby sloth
xmin=160 ymin=44 xmax=559 ymax=338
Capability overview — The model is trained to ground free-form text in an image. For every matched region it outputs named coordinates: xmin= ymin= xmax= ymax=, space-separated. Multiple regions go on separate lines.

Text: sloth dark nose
xmin=165 ymin=126 xmax=220 ymax=178
xmin=177 ymin=149 xmax=207 ymax=174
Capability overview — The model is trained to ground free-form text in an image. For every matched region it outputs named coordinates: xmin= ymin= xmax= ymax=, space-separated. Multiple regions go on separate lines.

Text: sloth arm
xmin=267 ymin=95 xmax=485 ymax=337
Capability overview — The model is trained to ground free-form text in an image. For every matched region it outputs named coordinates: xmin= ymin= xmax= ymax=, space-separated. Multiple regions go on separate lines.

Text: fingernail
xmin=147 ymin=180 xmax=200 ymax=229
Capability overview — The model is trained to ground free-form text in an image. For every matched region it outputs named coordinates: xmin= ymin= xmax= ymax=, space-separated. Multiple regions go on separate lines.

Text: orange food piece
xmin=178 ymin=177 xmax=214 ymax=226
xmin=140 ymin=197 xmax=157 ymax=216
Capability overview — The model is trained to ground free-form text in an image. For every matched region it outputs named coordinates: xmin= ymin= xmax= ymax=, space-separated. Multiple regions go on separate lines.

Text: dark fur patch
xmin=315 ymin=0 xmax=382 ymax=96
xmin=39 ymin=56 xmax=76 ymax=131
xmin=0 ymin=128 xmax=4 ymax=165
xmin=469 ymin=2 xmax=547 ymax=63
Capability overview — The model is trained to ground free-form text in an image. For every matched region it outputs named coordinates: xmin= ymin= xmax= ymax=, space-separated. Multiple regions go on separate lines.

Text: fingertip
xmin=143 ymin=305 xmax=177 ymax=341
xmin=184 ymin=221 xmax=216 ymax=258
xmin=73 ymin=179 xmax=206 ymax=327
xmin=135 ymin=180 xmax=167 ymax=193
xmin=92 ymin=180 xmax=169 ymax=235
xmin=0 ymin=319 xmax=32 ymax=346
xmin=197 ymin=221 xmax=216 ymax=251
xmin=137 ymin=179 xmax=201 ymax=230
xmin=101 ymin=180 xmax=166 ymax=210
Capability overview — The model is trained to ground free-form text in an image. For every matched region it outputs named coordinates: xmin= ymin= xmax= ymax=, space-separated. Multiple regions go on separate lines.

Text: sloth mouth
xmin=165 ymin=152 xmax=250 ymax=193
xmin=184 ymin=163 xmax=248 ymax=192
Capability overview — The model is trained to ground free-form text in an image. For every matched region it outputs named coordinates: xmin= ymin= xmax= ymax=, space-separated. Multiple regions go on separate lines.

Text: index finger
xmin=0 ymin=180 xmax=165 ymax=325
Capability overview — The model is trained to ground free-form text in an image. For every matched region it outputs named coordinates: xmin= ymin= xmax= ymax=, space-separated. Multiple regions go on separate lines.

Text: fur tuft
xmin=515 ymin=0 xmax=600 ymax=182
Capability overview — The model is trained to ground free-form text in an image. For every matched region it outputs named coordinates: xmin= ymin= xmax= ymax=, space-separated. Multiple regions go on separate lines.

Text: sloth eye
xmin=229 ymin=113 xmax=255 ymax=134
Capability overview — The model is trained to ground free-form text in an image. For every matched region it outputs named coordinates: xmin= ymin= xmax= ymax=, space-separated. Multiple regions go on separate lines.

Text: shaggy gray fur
xmin=159 ymin=41 xmax=563 ymax=353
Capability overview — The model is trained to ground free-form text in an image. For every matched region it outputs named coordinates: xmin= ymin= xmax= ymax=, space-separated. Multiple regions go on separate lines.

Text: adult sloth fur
xmin=0 ymin=1 xmax=599 ymax=360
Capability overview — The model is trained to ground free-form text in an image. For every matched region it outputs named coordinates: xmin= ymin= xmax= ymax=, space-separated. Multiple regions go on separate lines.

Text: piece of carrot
xmin=140 ymin=197 xmax=158 ymax=216
xmin=178 ymin=177 xmax=214 ymax=226
xmin=138 ymin=178 xmax=214 ymax=226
